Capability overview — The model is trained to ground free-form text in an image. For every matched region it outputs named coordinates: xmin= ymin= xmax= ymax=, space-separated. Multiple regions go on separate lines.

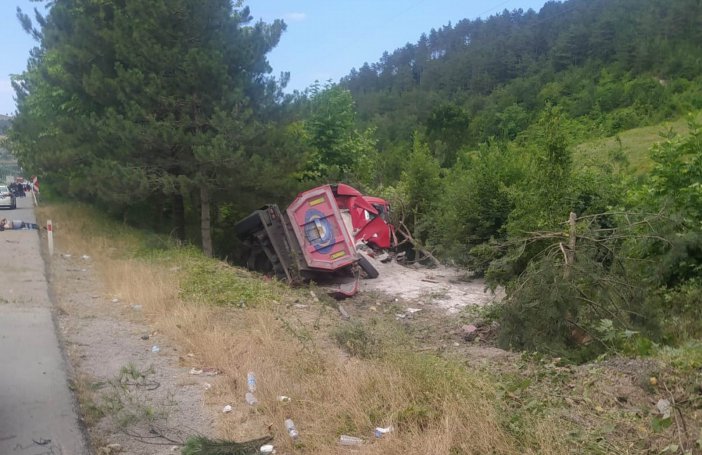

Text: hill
xmin=341 ymin=0 xmax=702 ymax=171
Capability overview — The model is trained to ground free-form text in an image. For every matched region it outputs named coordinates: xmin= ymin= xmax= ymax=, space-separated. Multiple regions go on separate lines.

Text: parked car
xmin=0 ymin=185 xmax=17 ymax=209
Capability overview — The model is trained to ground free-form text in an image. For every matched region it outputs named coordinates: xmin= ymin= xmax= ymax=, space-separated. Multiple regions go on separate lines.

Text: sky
xmin=0 ymin=0 xmax=551 ymax=115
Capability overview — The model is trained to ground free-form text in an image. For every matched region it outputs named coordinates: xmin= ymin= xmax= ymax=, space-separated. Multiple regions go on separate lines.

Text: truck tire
xmin=358 ymin=253 xmax=379 ymax=279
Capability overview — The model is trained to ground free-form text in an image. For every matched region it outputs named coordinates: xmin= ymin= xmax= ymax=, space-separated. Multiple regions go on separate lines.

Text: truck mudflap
xmin=286 ymin=185 xmax=359 ymax=271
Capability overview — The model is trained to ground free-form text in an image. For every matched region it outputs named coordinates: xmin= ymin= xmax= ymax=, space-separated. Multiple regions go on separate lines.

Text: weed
xmin=179 ymin=258 xmax=287 ymax=307
xmin=658 ymin=341 xmax=702 ymax=372
xmin=332 ymin=320 xmax=382 ymax=359
xmin=71 ymin=375 xmax=106 ymax=427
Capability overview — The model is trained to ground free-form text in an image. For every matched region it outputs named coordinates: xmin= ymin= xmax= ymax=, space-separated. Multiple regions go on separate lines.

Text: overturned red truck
xmin=235 ymin=184 xmax=394 ymax=296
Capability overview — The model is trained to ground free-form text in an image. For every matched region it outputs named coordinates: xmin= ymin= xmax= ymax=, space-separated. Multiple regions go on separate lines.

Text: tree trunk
xmin=173 ymin=193 xmax=186 ymax=242
xmin=200 ymin=185 xmax=213 ymax=258
xmin=562 ymin=211 xmax=577 ymax=278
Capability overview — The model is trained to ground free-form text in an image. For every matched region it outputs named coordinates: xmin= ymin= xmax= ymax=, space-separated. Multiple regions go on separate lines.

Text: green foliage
xmin=0 ymin=115 xmax=11 ymax=134
xmin=299 ymin=83 xmax=379 ymax=186
xmin=647 ymin=116 xmax=702 ymax=220
xmin=496 ymin=213 xmax=657 ymax=361
xmin=657 ymin=341 xmax=702 ymax=372
xmin=179 ymin=257 xmax=286 ymax=307
xmin=508 ymin=106 xmax=573 ymax=233
xmin=181 ymin=436 xmax=272 ymax=455
xmin=344 ymin=0 xmax=702 ymax=154
xmin=621 ymin=120 xmax=702 ymax=344
xmin=424 ymin=102 xmax=471 ymax=166
xmin=430 ymin=142 xmax=523 ymax=270
xmin=399 ymin=132 xmax=441 ymax=242
xmin=9 ymin=0 xmax=288 ymax=248
xmin=332 ymin=320 xmax=383 ymax=359
xmin=651 ymin=281 xmax=702 ymax=343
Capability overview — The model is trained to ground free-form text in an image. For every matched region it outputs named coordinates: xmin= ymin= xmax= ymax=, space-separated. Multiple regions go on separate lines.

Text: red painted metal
xmin=286 ymin=185 xmax=357 ymax=271
xmin=339 ymin=193 xmax=393 ymax=250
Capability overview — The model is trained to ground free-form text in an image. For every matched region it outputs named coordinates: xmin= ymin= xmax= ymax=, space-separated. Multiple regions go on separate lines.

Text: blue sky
xmin=1 ymin=0 xmax=550 ymax=115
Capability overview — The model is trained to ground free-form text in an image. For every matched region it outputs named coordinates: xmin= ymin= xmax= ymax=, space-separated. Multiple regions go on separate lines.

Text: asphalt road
xmin=0 ymin=195 xmax=89 ymax=454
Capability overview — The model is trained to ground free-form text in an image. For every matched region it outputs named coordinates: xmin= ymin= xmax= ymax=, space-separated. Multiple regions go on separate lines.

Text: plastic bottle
xmin=339 ymin=435 xmax=363 ymax=446
xmin=284 ymin=418 xmax=299 ymax=440
xmin=259 ymin=444 xmax=275 ymax=453
xmin=247 ymin=372 xmax=257 ymax=392
xmin=245 ymin=392 xmax=258 ymax=405
xmin=374 ymin=426 xmax=393 ymax=438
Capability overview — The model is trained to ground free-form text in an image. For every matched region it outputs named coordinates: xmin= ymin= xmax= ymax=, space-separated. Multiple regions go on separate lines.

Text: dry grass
xmin=37 ymin=202 xmax=572 ymax=454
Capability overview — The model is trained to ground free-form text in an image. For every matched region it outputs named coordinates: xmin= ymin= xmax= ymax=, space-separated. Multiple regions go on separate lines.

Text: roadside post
xmin=47 ymin=219 xmax=54 ymax=256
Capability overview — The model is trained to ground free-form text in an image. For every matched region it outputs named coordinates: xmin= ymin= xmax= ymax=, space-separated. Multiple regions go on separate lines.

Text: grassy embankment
xmin=36 ymin=200 xmax=701 ymax=454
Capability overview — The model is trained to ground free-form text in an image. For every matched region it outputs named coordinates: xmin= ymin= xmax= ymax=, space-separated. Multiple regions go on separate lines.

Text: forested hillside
xmin=342 ymin=0 xmax=702 ymax=172
xmin=6 ymin=0 xmax=702 ymax=363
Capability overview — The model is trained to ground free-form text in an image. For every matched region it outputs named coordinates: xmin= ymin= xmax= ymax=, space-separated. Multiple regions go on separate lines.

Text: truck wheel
xmin=358 ymin=253 xmax=379 ymax=279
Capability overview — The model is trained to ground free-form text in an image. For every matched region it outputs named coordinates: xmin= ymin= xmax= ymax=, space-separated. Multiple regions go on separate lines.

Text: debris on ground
xmin=284 ymin=418 xmax=299 ymax=440
xmin=189 ymin=367 xmax=221 ymax=376
xmin=374 ymin=426 xmax=393 ymax=438
xmin=656 ymin=398 xmax=671 ymax=419
xmin=339 ymin=435 xmax=363 ymax=446
xmin=462 ymin=324 xmax=478 ymax=342
xmin=396 ymin=307 xmax=423 ymax=320
xmin=245 ymin=392 xmax=258 ymax=406
xmin=181 ymin=436 xmax=272 ymax=455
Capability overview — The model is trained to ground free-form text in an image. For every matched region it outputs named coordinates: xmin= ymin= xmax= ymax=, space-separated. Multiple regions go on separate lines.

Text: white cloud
xmin=284 ymin=12 xmax=306 ymax=22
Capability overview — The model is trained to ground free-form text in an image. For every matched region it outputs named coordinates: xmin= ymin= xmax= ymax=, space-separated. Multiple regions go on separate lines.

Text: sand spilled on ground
xmin=360 ymin=256 xmax=503 ymax=314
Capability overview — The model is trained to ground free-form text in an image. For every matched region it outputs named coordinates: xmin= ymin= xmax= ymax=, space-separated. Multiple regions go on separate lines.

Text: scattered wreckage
xmin=235 ymin=183 xmax=395 ymax=296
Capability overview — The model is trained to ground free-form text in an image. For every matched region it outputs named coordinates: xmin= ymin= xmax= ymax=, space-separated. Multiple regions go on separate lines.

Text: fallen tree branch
xmin=396 ymin=221 xmax=441 ymax=267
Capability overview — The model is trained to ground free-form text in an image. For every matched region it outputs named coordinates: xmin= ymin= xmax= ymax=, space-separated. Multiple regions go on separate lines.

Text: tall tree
xmin=10 ymin=0 xmax=286 ymax=255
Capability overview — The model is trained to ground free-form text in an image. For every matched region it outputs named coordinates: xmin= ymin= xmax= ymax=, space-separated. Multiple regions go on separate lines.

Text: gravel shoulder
xmin=0 ymin=196 xmax=89 ymax=455
xmin=48 ymin=234 xmax=217 ymax=453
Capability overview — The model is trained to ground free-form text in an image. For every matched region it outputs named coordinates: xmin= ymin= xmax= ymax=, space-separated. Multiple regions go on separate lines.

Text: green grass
xmin=178 ymin=254 xmax=292 ymax=307
xmin=573 ymin=112 xmax=702 ymax=174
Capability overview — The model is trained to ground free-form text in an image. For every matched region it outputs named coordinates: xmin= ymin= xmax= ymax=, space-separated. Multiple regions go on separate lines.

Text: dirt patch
xmin=361 ymin=256 xmax=502 ymax=314
xmin=50 ymin=253 xmax=217 ymax=454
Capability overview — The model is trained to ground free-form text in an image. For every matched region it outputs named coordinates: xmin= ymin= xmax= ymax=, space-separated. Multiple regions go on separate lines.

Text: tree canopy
xmin=10 ymin=0 xmax=290 ymax=254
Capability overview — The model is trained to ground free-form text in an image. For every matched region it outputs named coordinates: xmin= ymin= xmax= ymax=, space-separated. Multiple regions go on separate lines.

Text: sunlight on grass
xmin=574 ymin=112 xmax=701 ymax=174
xmin=34 ymin=201 xmax=582 ymax=454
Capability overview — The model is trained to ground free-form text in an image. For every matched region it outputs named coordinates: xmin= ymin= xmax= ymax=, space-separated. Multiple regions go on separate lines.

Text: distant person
xmin=0 ymin=218 xmax=39 ymax=230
